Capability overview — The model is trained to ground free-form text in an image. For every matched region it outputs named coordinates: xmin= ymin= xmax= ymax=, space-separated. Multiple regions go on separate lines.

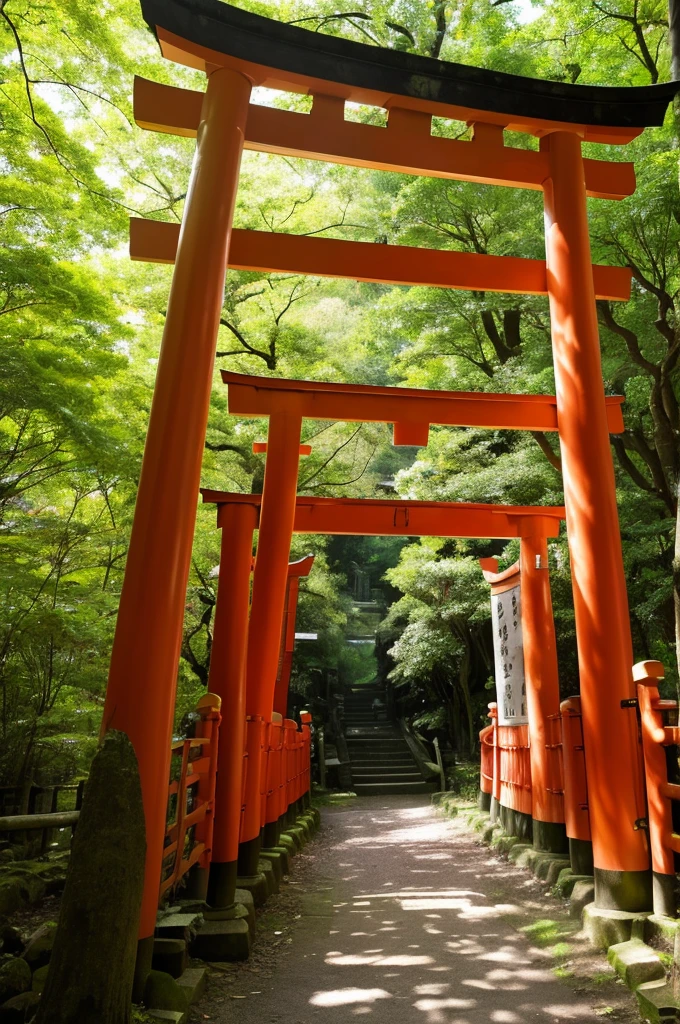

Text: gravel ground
xmin=190 ymin=796 xmax=641 ymax=1024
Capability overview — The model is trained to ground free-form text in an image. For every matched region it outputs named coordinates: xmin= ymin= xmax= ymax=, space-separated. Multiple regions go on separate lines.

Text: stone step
xmin=348 ymin=761 xmax=417 ymax=770
xmin=354 ymin=781 xmax=436 ymax=795
xmin=352 ymin=772 xmax=423 ymax=784
xmin=346 ymin=738 xmax=410 ymax=748
xmin=351 ymin=765 xmax=420 ymax=777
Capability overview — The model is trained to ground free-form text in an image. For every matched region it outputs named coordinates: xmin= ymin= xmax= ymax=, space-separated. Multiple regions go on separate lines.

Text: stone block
xmin=277 ymin=834 xmax=297 ymax=856
xmin=554 ymin=869 xmax=594 ymax=898
xmin=269 ymin=845 xmax=290 ymax=874
xmin=257 ymin=858 xmax=278 ymax=896
xmin=155 ymin=914 xmax=202 ymax=945
xmin=152 ymin=938 xmax=188 ymax=979
xmin=234 ymin=891 xmax=256 ymax=934
xmin=491 ymin=834 xmax=520 ymax=856
xmin=645 ymin=915 xmax=680 ymax=950
xmin=285 ymin=826 xmax=306 ymax=849
xmin=235 ymin=873 xmax=268 ymax=908
xmin=635 ymin=979 xmax=678 ymax=1023
xmin=192 ymin=918 xmax=251 ymax=962
xmin=537 ymin=856 xmax=571 ymax=885
xmin=144 ymin=969 xmax=188 ymax=1012
xmin=307 ymin=806 xmax=321 ymax=827
xmin=481 ymin=822 xmax=502 ymax=844
xmin=582 ymin=904 xmax=651 ymax=950
xmin=176 ymin=966 xmax=207 ymax=1004
xmin=294 ymin=818 xmax=312 ymax=841
xmin=508 ymin=843 xmax=533 ymax=865
xmin=259 ymin=850 xmax=284 ymax=885
xmin=147 ymin=1011 xmax=187 ymax=1024
xmin=570 ymin=881 xmax=596 ymax=919
xmin=607 ymin=939 xmax=665 ymax=990
xmin=472 ymin=815 xmax=491 ymax=833
xmin=516 ymin=847 xmax=542 ymax=871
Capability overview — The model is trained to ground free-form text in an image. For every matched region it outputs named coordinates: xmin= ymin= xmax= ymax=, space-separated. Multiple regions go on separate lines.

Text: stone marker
xmin=34 ymin=730 xmax=146 ymax=1024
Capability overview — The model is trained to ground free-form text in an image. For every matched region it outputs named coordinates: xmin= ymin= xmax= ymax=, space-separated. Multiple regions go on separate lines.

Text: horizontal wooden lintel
xmin=220 ymin=371 xmax=625 ymax=435
xmin=202 ymin=490 xmax=564 ymax=540
xmin=129 ymin=218 xmax=631 ymax=302
xmin=133 ymin=77 xmax=636 ymax=201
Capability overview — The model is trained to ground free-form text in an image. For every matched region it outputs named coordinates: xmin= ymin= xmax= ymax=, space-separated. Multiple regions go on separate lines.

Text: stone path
xmin=198 ymin=796 xmax=636 ymax=1023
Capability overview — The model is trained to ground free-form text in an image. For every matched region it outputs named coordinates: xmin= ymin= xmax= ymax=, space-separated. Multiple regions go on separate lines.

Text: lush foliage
xmin=1 ymin=0 xmax=679 ymax=784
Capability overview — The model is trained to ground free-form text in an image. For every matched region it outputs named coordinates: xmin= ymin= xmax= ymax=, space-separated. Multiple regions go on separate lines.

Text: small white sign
xmin=294 ymin=632 xmax=318 ymax=641
xmin=490 ymin=584 xmax=527 ymax=726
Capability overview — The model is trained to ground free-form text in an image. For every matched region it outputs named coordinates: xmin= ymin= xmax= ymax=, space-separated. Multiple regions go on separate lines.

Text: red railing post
xmin=559 ymin=697 xmax=593 ymax=876
xmin=263 ymin=715 xmax=283 ymax=848
xmin=300 ymin=711 xmax=312 ymax=808
xmin=635 ymin=660 xmax=677 ymax=917
xmin=283 ymin=719 xmax=297 ymax=824
xmin=489 ymin=703 xmax=501 ymax=824
xmin=479 ymin=719 xmax=495 ymax=813
xmin=160 ymin=693 xmax=222 ymax=903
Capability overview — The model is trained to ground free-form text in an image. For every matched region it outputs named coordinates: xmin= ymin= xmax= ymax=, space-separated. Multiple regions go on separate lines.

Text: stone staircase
xmin=344 ymin=687 xmax=435 ymax=796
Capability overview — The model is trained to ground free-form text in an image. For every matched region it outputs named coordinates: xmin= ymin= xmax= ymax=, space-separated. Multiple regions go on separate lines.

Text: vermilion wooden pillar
xmin=206 ymin=501 xmax=257 ymax=910
xmin=543 ymin=130 xmax=650 ymax=911
xmin=101 ymin=65 xmax=252 ymax=968
xmin=518 ymin=529 xmax=567 ymax=854
xmin=238 ymin=412 xmax=303 ymax=874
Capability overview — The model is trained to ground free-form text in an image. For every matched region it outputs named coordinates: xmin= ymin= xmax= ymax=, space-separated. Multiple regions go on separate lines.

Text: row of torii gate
xmin=102 ymin=0 xmax=680 ymax=977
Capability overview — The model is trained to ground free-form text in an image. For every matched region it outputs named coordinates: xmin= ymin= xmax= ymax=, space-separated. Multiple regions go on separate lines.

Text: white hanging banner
xmin=490 ymin=583 xmax=527 ymax=726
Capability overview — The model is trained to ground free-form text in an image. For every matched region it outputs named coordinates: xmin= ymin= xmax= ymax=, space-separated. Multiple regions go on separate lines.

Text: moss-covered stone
xmin=635 ymin=978 xmax=678 ymax=1023
xmin=0 ymin=956 xmax=31 ymax=1002
xmin=143 ymin=971 xmax=188 ymax=1013
xmin=582 ymin=904 xmax=650 ymax=950
xmin=507 ymin=843 xmax=533 ymax=864
xmin=33 ymin=731 xmax=146 ymax=1024
xmin=607 ymin=939 xmax=665 ymax=989
xmin=22 ymin=926 xmax=57 ymax=971
xmin=0 ymin=989 xmax=40 ymax=1022
xmin=490 ymin=832 xmax=518 ymax=856
xmin=30 ymin=967 xmax=49 ymax=996
xmin=569 ymin=880 xmax=595 ymax=920
xmin=554 ymin=869 xmax=594 ymax=898
xmin=644 ymin=915 xmax=680 ymax=950
xmin=536 ymin=856 xmax=570 ymax=885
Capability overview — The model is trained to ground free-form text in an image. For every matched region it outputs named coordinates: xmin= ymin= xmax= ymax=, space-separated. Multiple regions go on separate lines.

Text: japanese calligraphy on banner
xmin=490 ymin=583 xmax=527 ymax=726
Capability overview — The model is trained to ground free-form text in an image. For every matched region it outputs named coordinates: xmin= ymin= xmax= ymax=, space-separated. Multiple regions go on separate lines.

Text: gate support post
xmin=101 ymin=66 xmax=252 ymax=970
xmin=238 ymin=412 xmax=303 ymax=874
xmin=543 ymin=130 xmax=650 ymax=911
xmin=206 ymin=501 xmax=257 ymax=910
xmin=518 ymin=529 xmax=567 ymax=853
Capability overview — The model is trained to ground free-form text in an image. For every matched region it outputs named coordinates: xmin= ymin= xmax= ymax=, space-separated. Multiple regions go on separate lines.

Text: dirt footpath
xmin=191 ymin=796 xmax=640 ymax=1023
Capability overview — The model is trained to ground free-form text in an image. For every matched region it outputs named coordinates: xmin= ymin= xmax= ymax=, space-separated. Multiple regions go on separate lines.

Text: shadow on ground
xmin=192 ymin=796 xmax=639 ymax=1023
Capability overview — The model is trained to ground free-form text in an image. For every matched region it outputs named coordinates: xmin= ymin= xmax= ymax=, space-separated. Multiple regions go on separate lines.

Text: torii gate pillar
xmin=238 ymin=416 xmax=303 ymax=875
xmin=543 ymin=131 xmax=650 ymax=911
xmin=206 ymin=501 xmax=257 ymax=911
xmin=518 ymin=529 xmax=566 ymax=854
xmin=101 ymin=67 xmax=251 ymax=959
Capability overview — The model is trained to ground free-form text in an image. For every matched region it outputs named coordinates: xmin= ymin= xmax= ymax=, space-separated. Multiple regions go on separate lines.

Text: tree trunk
xmin=35 ymin=730 xmax=146 ymax=1024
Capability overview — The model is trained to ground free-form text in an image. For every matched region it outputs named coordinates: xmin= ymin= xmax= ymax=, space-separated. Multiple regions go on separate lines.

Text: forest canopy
xmin=1 ymin=0 xmax=679 ymax=787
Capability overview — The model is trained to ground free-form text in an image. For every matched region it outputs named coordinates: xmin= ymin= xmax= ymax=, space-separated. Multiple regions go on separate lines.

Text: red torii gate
xmin=201 ymin=488 xmax=567 ymax=907
xmin=100 ymin=0 xmax=678 ymax=964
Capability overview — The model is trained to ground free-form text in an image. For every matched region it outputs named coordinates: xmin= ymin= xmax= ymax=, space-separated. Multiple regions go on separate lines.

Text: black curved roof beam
xmin=140 ymin=0 xmax=679 ymax=143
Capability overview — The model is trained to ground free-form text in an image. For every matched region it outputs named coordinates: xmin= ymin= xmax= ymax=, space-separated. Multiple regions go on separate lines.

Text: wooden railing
xmin=635 ymin=660 xmax=680 ymax=917
xmin=559 ymin=697 xmax=591 ymax=845
xmin=160 ymin=693 xmax=221 ymax=899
